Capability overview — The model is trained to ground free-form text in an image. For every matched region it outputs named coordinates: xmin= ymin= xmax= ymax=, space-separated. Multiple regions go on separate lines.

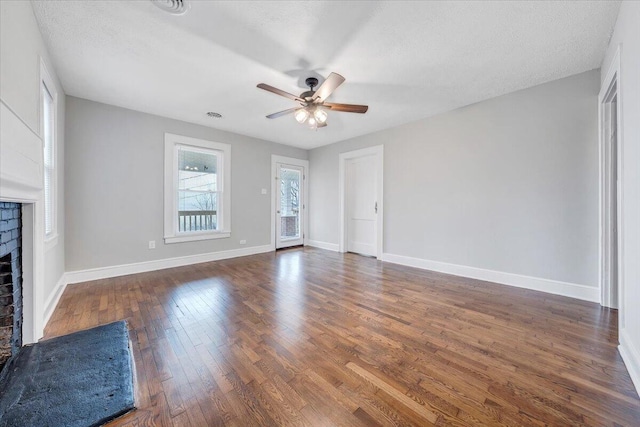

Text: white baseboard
xmin=43 ymin=273 xmax=67 ymax=327
xmin=619 ymin=329 xmax=640 ymax=397
xmin=65 ymin=244 xmax=273 ymax=284
xmin=307 ymin=240 xmax=340 ymax=252
xmin=381 ymin=253 xmax=600 ymax=303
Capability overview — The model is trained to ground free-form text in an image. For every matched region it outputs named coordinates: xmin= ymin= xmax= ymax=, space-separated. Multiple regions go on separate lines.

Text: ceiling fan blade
xmin=312 ymin=72 xmax=345 ymax=101
xmin=257 ymin=83 xmax=304 ymax=103
xmin=323 ymin=102 xmax=368 ymax=113
xmin=266 ymin=107 xmax=300 ymax=119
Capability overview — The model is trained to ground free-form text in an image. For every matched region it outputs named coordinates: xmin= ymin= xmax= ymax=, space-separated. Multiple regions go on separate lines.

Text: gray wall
xmin=65 ymin=97 xmax=306 ymax=271
xmin=309 ymin=70 xmax=599 ymax=287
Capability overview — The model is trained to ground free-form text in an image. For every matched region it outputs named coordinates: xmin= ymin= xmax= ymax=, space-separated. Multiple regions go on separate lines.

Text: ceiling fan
xmin=257 ymin=72 xmax=368 ymax=130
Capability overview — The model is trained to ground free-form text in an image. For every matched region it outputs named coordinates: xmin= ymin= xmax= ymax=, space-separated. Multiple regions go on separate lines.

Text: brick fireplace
xmin=0 ymin=202 xmax=22 ymax=369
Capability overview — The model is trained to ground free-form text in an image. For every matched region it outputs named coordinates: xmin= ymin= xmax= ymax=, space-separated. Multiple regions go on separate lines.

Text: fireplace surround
xmin=1 ymin=101 xmax=47 ymax=346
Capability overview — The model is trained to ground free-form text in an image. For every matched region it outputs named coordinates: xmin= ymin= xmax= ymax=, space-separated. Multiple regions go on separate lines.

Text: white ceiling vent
xmin=151 ymin=0 xmax=190 ymax=16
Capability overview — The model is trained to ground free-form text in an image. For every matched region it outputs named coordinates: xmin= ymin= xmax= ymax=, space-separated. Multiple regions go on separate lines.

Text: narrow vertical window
xmin=42 ymin=81 xmax=55 ymax=238
xmin=177 ymin=145 xmax=222 ymax=233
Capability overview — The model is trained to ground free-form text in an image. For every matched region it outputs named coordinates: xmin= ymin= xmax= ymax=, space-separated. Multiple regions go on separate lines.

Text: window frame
xmin=40 ymin=59 xmax=58 ymax=249
xmin=164 ymin=133 xmax=231 ymax=244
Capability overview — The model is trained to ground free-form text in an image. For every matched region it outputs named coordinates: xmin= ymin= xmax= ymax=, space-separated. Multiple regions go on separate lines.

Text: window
xmin=41 ymin=62 xmax=57 ymax=242
xmin=164 ymin=133 xmax=231 ymax=244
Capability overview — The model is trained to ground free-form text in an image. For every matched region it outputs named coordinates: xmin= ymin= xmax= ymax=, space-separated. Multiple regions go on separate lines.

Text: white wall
xmin=310 ymin=70 xmax=600 ymax=298
xmin=601 ymin=0 xmax=640 ymax=395
xmin=0 ymin=1 xmax=66 ymax=320
xmin=64 ymin=96 xmax=307 ymax=272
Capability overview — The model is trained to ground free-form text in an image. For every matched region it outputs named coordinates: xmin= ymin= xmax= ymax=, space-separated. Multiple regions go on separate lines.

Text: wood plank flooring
xmin=44 ymin=247 xmax=640 ymax=426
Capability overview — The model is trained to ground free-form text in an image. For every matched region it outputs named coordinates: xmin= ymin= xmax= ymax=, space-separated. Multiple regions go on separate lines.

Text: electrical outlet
xmin=261 ymin=188 xmax=267 ymax=195
xmin=239 ymin=239 xmax=247 ymax=245
xmin=148 ymin=240 xmax=156 ymax=249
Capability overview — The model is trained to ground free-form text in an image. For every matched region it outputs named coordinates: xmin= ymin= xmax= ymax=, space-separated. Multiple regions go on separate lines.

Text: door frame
xmin=598 ymin=45 xmax=623 ymax=316
xmin=339 ymin=145 xmax=384 ymax=259
xmin=271 ymin=155 xmax=309 ymax=250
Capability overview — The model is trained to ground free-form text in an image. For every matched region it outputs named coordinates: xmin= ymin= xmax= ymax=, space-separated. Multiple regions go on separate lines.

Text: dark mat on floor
xmin=0 ymin=321 xmax=135 ymax=427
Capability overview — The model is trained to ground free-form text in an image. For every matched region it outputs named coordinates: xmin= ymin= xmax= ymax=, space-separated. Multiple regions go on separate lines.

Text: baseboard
xmin=65 ymin=244 xmax=273 ymax=284
xmin=43 ymin=273 xmax=68 ymax=327
xmin=619 ymin=329 xmax=640 ymax=397
xmin=381 ymin=253 xmax=600 ymax=303
xmin=307 ymin=240 xmax=340 ymax=252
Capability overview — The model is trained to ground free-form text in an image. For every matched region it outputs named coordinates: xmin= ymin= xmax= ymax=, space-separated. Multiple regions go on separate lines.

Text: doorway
xmin=599 ymin=47 xmax=622 ymax=314
xmin=339 ymin=146 xmax=383 ymax=259
xmin=272 ymin=156 xmax=309 ymax=250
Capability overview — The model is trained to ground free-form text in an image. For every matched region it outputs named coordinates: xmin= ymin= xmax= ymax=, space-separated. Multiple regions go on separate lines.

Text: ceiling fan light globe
xmin=314 ymin=109 xmax=328 ymax=124
xmin=295 ymin=109 xmax=310 ymax=123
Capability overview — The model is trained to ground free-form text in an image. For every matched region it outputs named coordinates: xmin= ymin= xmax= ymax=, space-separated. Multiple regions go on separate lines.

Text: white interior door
xmin=276 ymin=163 xmax=304 ymax=249
xmin=346 ymin=155 xmax=377 ymax=256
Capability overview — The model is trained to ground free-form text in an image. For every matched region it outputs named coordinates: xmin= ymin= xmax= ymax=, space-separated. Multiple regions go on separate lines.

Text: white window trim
xmin=164 ymin=133 xmax=231 ymax=244
xmin=40 ymin=58 xmax=58 ymax=250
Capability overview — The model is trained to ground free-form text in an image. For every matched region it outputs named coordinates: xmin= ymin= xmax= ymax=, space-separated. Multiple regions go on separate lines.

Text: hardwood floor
xmin=45 ymin=247 xmax=640 ymax=426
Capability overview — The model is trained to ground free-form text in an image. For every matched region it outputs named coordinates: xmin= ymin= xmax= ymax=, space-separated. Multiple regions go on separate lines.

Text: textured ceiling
xmin=31 ymin=1 xmax=620 ymax=149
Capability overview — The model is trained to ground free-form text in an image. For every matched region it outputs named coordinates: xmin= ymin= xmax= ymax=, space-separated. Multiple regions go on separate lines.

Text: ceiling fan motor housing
xmin=301 ymin=77 xmax=320 ymax=100
xmin=300 ymin=90 xmax=315 ymax=100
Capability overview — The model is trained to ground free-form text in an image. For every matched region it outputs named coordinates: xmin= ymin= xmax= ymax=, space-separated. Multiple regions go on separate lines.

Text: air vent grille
xmin=151 ymin=0 xmax=190 ymax=15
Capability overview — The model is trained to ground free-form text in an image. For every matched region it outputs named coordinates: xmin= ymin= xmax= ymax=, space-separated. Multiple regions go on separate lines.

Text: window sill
xmin=44 ymin=233 xmax=59 ymax=252
xmin=164 ymin=231 xmax=231 ymax=244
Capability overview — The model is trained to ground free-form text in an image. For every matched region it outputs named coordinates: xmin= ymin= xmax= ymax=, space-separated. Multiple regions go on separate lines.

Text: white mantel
xmin=0 ymin=99 xmax=46 ymax=343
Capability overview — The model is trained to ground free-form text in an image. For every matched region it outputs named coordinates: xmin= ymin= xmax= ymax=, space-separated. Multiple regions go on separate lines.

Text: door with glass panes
xmin=276 ymin=163 xmax=304 ymax=248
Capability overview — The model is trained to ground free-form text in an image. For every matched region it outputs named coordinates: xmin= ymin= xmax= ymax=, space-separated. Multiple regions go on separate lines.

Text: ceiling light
xmin=294 ymin=107 xmax=328 ymax=129
xmin=314 ymin=109 xmax=328 ymax=124
xmin=294 ymin=109 xmax=310 ymax=123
